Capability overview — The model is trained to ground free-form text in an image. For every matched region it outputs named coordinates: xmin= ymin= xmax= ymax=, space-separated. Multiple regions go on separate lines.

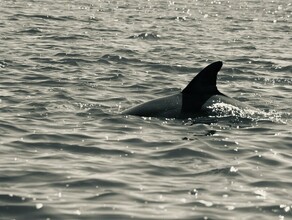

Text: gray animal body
xmin=123 ymin=61 xmax=254 ymax=118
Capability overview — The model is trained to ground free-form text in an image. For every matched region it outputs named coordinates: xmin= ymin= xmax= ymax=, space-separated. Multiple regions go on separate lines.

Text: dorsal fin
xmin=181 ymin=61 xmax=224 ymax=114
xmin=182 ymin=61 xmax=223 ymax=94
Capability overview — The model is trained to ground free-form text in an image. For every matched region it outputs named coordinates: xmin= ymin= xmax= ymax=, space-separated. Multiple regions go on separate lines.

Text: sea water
xmin=0 ymin=0 xmax=291 ymax=219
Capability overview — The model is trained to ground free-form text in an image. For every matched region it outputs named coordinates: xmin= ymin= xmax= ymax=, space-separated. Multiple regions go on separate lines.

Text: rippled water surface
xmin=0 ymin=0 xmax=291 ymax=219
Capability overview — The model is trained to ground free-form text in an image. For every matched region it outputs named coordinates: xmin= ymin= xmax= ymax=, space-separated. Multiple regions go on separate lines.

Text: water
xmin=0 ymin=0 xmax=291 ymax=219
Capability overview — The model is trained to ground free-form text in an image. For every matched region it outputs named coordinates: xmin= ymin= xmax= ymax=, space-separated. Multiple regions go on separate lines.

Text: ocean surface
xmin=0 ymin=0 xmax=291 ymax=219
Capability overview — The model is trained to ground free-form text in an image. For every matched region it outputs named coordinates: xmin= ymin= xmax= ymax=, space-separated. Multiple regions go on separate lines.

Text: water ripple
xmin=0 ymin=0 xmax=291 ymax=219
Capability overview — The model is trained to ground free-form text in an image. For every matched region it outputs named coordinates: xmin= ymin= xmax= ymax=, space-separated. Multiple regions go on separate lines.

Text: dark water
xmin=0 ymin=0 xmax=291 ymax=219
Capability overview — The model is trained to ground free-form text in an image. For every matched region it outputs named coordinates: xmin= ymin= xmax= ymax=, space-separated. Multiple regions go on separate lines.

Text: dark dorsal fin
xmin=182 ymin=61 xmax=223 ymax=94
xmin=181 ymin=61 xmax=224 ymax=114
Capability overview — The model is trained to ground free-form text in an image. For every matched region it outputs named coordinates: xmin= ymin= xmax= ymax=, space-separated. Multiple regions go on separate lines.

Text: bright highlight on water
xmin=0 ymin=0 xmax=291 ymax=219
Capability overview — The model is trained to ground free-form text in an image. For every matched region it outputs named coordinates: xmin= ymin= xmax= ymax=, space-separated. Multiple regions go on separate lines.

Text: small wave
xmin=95 ymin=71 xmax=124 ymax=81
xmin=57 ymin=178 xmax=127 ymax=188
xmin=0 ymin=60 xmax=10 ymax=68
xmin=99 ymin=53 xmax=196 ymax=74
xmin=192 ymin=166 xmax=241 ymax=177
xmin=54 ymin=52 xmax=82 ymax=57
xmin=152 ymin=147 xmax=219 ymax=160
xmin=271 ymin=64 xmax=292 ymax=73
xmin=128 ymin=32 xmax=161 ymax=40
xmin=58 ymin=58 xmax=93 ymax=66
xmin=156 ymin=16 xmax=189 ymax=21
xmin=255 ymin=76 xmax=292 ymax=85
xmin=30 ymin=57 xmax=56 ymax=64
xmin=147 ymin=63 xmax=197 ymax=73
xmin=236 ymin=204 xmax=292 ymax=218
xmin=10 ymin=140 xmax=131 ymax=156
xmin=42 ymin=34 xmax=89 ymax=41
xmin=18 ymin=27 xmax=42 ymax=35
xmin=12 ymin=13 xmax=76 ymax=21
xmin=0 ymin=199 xmax=59 ymax=220
xmin=85 ymin=191 xmax=120 ymax=201
xmin=0 ymin=121 xmax=28 ymax=133
xmin=0 ymin=194 xmax=32 ymax=203
xmin=115 ymin=49 xmax=139 ymax=55
xmin=99 ymin=54 xmax=142 ymax=64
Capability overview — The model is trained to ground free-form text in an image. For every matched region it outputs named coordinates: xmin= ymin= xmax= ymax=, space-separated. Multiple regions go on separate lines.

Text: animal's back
xmin=122 ymin=94 xmax=182 ymax=118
